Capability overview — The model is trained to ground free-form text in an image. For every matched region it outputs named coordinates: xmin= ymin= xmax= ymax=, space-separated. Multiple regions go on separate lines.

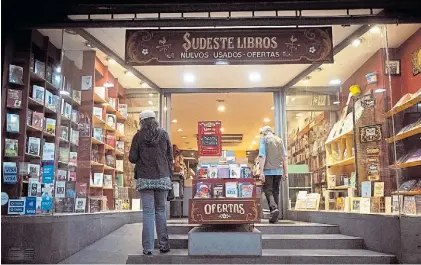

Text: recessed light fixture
xmin=333 ymin=101 xmax=341 ymax=105
xmin=172 ymin=119 xmax=178 ymax=123
xmin=329 ymin=79 xmax=341 ymax=85
xmin=370 ymin=25 xmax=381 ymax=34
xmin=291 ymin=97 xmax=296 ymax=102
xmin=215 ymin=60 xmax=229 ymax=65
xmin=296 ymin=113 xmax=303 ymax=117
xmin=252 ymin=141 xmax=257 ymax=145
xmin=55 ymin=66 xmax=61 ymax=73
xmin=85 ymin=41 xmax=94 ymax=48
xmin=149 ymin=93 xmax=154 ymax=97
xmin=217 ymin=105 xmax=225 ymax=112
xmin=374 ymin=88 xmax=386 ymax=93
xmin=249 ymin=72 xmax=261 ymax=82
xmin=181 ymin=136 xmax=187 ymax=139
xmin=270 ymin=106 xmax=275 ymax=110
xmin=183 ymin=73 xmax=195 ymax=83
xmin=302 ymin=76 xmax=311 ymax=85
xmin=148 ymin=100 xmax=153 ymax=105
xmin=105 ymin=57 xmax=116 ymax=64
xmin=125 ymin=71 xmax=133 ymax=76
xmin=315 ymin=67 xmax=323 ymax=72
xmin=352 ymin=38 xmax=362 ymax=47
xmin=103 ymin=81 xmax=114 ymax=88
xmin=263 ymin=117 xmax=270 ymax=123
xmin=177 ymin=128 xmax=183 ymax=132
xmin=220 ymin=127 xmax=225 ymax=132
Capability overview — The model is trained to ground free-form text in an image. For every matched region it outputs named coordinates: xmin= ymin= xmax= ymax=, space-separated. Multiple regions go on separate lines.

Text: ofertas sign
xmin=125 ymin=27 xmax=333 ymax=65
xmin=198 ymin=121 xmax=222 ymax=157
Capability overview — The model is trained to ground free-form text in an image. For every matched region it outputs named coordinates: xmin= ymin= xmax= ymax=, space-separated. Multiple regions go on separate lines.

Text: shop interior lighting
xmin=329 ymin=79 xmax=341 ymax=85
xmin=374 ymin=88 xmax=386 ymax=93
xmin=249 ymin=72 xmax=261 ymax=82
xmin=85 ymin=41 xmax=95 ymax=48
xmin=148 ymin=100 xmax=153 ymax=105
xmin=255 ymin=135 xmax=260 ymax=139
xmin=181 ymin=136 xmax=187 ymax=139
xmin=163 ymin=106 xmax=168 ymax=111
xmin=370 ymin=25 xmax=381 ymax=34
xmin=125 ymin=71 xmax=133 ymax=76
xmin=333 ymin=100 xmax=341 ymax=105
xmin=270 ymin=106 xmax=275 ymax=110
xmin=183 ymin=73 xmax=195 ymax=83
xmin=149 ymin=93 xmax=154 ymax=97
xmin=352 ymin=38 xmax=363 ymax=47
xmin=217 ymin=105 xmax=225 ymax=112
xmin=55 ymin=66 xmax=61 ymax=73
xmin=172 ymin=119 xmax=178 ymax=123
xmin=263 ymin=117 xmax=270 ymax=123
xmin=177 ymin=128 xmax=183 ymax=132
xmin=105 ymin=57 xmax=116 ymax=64
xmin=252 ymin=141 xmax=257 ymax=145
xmin=295 ymin=113 xmax=303 ymax=117
xmin=220 ymin=127 xmax=225 ymax=132
xmin=103 ymin=81 xmax=114 ymax=88
xmin=291 ymin=97 xmax=296 ymax=102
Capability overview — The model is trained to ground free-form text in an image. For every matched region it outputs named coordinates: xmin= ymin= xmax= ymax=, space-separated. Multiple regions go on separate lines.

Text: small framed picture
xmin=384 ymin=59 xmax=401 ymax=75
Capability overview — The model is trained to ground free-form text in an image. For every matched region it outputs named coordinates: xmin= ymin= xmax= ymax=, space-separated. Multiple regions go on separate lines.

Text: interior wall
xmin=399 ymin=29 xmax=421 ymax=95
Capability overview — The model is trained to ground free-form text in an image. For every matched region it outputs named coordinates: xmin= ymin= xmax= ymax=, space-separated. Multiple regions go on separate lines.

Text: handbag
xmin=167 ymin=184 xmax=175 ymax=201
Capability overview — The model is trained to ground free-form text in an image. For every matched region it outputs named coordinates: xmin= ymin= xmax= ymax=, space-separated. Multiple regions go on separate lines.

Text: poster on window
xmin=198 ymin=121 xmax=222 ymax=157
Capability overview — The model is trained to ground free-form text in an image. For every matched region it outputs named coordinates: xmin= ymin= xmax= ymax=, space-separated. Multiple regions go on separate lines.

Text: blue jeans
xmin=140 ymin=189 xmax=169 ymax=253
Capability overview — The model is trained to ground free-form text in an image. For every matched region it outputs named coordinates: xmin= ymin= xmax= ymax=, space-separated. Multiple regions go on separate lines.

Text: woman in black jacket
xmin=129 ymin=110 xmax=173 ymax=256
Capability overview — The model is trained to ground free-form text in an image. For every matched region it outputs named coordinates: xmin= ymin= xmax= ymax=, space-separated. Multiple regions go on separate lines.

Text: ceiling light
xmin=125 ymin=71 xmax=133 ymax=76
xmin=85 ymin=41 xmax=94 ymax=48
xmin=263 ymin=117 xmax=270 ymax=123
xmin=270 ymin=106 xmax=275 ymax=110
xmin=183 ymin=73 xmax=195 ymax=83
xmin=220 ymin=127 xmax=225 ymax=132
xmin=370 ymin=26 xmax=381 ymax=34
xmin=374 ymin=88 xmax=386 ymax=93
xmin=55 ymin=66 xmax=61 ymax=73
xmin=291 ymin=97 xmax=296 ymax=102
xmin=148 ymin=100 xmax=153 ymax=105
xmin=177 ymin=128 xmax=183 ymax=132
xmin=106 ymin=57 xmax=116 ymax=64
xmin=252 ymin=141 xmax=256 ymax=145
xmin=249 ymin=72 xmax=261 ymax=82
xmin=249 ymin=146 xmax=253 ymax=149
xmin=352 ymin=38 xmax=362 ymax=47
xmin=103 ymin=81 xmax=114 ymax=88
xmin=217 ymin=105 xmax=225 ymax=112
xmin=172 ymin=119 xmax=178 ymax=123
xmin=181 ymin=136 xmax=187 ymax=139
xmin=215 ymin=60 xmax=229 ymax=65
xmin=296 ymin=113 xmax=303 ymax=117
xmin=255 ymin=135 xmax=260 ymax=139
xmin=149 ymin=93 xmax=154 ymax=97
xmin=333 ymin=101 xmax=341 ymax=105
xmin=302 ymin=80 xmax=309 ymax=85
xmin=302 ymin=76 xmax=311 ymax=84
xmin=329 ymin=79 xmax=341 ymax=85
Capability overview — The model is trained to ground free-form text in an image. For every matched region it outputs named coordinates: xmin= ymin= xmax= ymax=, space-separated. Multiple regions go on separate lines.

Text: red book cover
xmin=76 ymin=182 xmax=88 ymax=198
xmin=106 ymin=134 xmax=116 ymax=147
xmin=7 ymin=89 xmax=22 ymax=108
xmin=32 ymin=111 xmax=44 ymax=129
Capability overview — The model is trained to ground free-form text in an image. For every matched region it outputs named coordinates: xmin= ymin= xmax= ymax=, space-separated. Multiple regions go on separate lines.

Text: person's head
xmin=139 ymin=110 xmax=159 ymax=139
xmin=261 ymin=126 xmax=273 ymax=136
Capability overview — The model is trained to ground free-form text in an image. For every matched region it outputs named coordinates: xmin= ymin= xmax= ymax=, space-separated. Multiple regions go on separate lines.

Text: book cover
xmin=93 ymin=128 xmax=103 ymax=142
xmin=361 ymin=181 xmax=372 ymax=197
xmin=106 ymin=134 xmax=116 ymax=147
xmin=108 ymin=97 xmax=117 ymax=110
xmin=63 ymin=197 xmax=75 ymax=213
xmin=60 ymin=126 xmax=69 ymax=140
xmin=117 ymin=123 xmax=124 ymax=134
xmin=3 ymin=162 xmax=18 ymax=184
xmin=42 ymin=142 xmax=55 ymax=161
xmin=208 ymin=167 xmax=218 ymax=178
xmin=69 ymin=152 xmax=78 ymax=165
xmin=410 ymin=180 xmax=421 ymax=192
xmin=229 ymin=165 xmax=241 ymax=179
xmin=9 ymin=64 xmax=24 ymax=84
xmin=45 ymin=90 xmax=55 ymax=111
xmin=116 ymin=141 xmax=124 ymax=152
xmin=27 ymin=137 xmax=41 ymax=156
xmin=104 ymin=174 xmax=113 ymax=188
xmin=225 ymin=182 xmax=238 ymax=198
xmin=406 ymin=149 xmax=421 ymax=163
xmin=76 ymin=183 xmax=88 ymax=198
xmin=351 ymin=197 xmax=361 ymax=213
xmin=385 ymin=196 xmax=392 ymax=214
xmin=398 ymin=180 xmax=417 ymax=192
xmin=34 ymin=60 xmax=45 ymax=78
xmin=199 ymin=167 xmax=208 ymax=178
xmin=28 ymin=163 xmax=40 ymax=178
xmin=57 ymin=169 xmax=67 ymax=181
xmin=54 ymin=198 xmax=64 ymax=213
xmin=212 ymin=183 xmax=224 ymax=198
xmin=392 ymin=195 xmax=404 ymax=213
xmin=106 ymin=114 xmax=116 ymax=129
xmin=32 ymin=111 xmax=44 ymax=129
xmin=32 ymin=85 xmax=45 ymax=103
xmin=75 ymin=198 xmax=86 ymax=213
xmin=28 ymin=178 xmax=41 ymax=197
xmin=59 ymin=147 xmax=70 ymax=162
xmin=64 ymin=103 xmax=72 ymax=119
xmin=7 ymin=89 xmax=22 ymax=108
xmin=217 ymin=166 xmax=230 ymax=179
xmin=360 ymin=197 xmax=371 ymax=214
xmin=68 ymin=170 xmax=76 ymax=181
xmin=239 ymin=183 xmax=254 ymax=198
xmin=72 ymin=90 xmax=81 ymax=105
xmin=93 ymin=173 xmax=104 ymax=186
xmin=373 ymin=182 xmax=384 ymax=197
xmin=195 ymin=182 xmax=211 ymax=198
xmin=93 ymin=107 xmax=103 ymax=120
xmin=6 ymin=113 xmax=19 ymax=133
xmin=116 ymin=173 xmax=123 ymax=187
xmin=71 ymin=110 xmax=79 ymax=123
xmin=45 ymin=118 xmax=56 ymax=135
xmin=106 ymin=155 xmax=115 ymax=167
xmin=27 ymin=110 xmax=33 ymax=125
xmin=241 ymin=167 xmax=252 ymax=178
xmin=116 ymin=160 xmax=123 ymax=171
xmin=66 ymin=181 xmax=76 ymax=198
xmin=403 ymin=196 xmax=416 ymax=215
xmin=89 ymin=198 xmax=101 ymax=213
xmin=70 ymin=129 xmax=79 ymax=145
xmin=55 ymin=181 xmax=66 ymax=198
xmin=415 ymin=195 xmax=421 ymax=215
xmin=42 ymin=164 xmax=55 ymax=184
xmin=46 ymin=64 xmax=52 ymax=83
xmin=5 ymin=139 xmax=18 ymax=157
xmin=118 ymin=104 xmax=128 ymax=117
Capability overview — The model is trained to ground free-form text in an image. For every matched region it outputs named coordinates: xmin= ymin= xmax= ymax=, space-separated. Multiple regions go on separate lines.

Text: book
xmin=28 ymin=163 xmax=40 ymax=177
xmin=9 ymin=64 xmax=24 ymax=84
xmin=225 ymin=182 xmax=238 ymax=198
xmin=75 ymin=198 xmax=86 ymax=213
xmin=55 ymin=181 xmax=66 ymax=198
xmin=104 ymin=174 xmax=113 ymax=188
xmin=27 ymin=137 xmax=41 ymax=156
xmin=403 ymin=196 xmax=416 ymax=215
xmin=361 ymin=181 xmax=372 ymax=197
xmin=385 ymin=196 xmax=392 ymax=214
xmin=199 ymin=167 xmax=208 ymax=178
xmin=69 ymin=152 xmax=78 ymax=165
xmin=5 ymin=139 xmax=18 ymax=157
xmin=60 ymin=126 xmax=69 ymax=140
xmin=93 ymin=173 xmax=104 ymax=186
xmin=106 ymin=114 xmax=116 ymax=129
xmin=46 ymin=64 xmax=53 ymax=83
xmin=212 ymin=184 xmax=224 ymax=198
xmin=3 ymin=162 xmax=18 ymax=184
xmin=106 ymin=134 xmax=116 ymax=147
xmin=116 ymin=141 xmax=124 ymax=152
xmin=66 ymin=181 xmax=76 ymax=198
xmin=118 ymin=104 xmax=128 ymax=117
xmin=45 ymin=90 xmax=55 ymax=111
xmin=94 ymin=86 xmax=106 ymax=100
xmin=108 ymin=97 xmax=117 ymax=109
xmin=57 ymin=169 xmax=67 ymax=181
xmin=229 ymin=165 xmax=241 ymax=179
xmin=93 ymin=107 xmax=103 ymax=120
xmin=7 ymin=89 xmax=22 ymax=108
xmin=6 ymin=113 xmax=19 ymax=133
xmin=195 ymin=182 xmax=211 ymax=198
xmin=415 ymin=195 xmax=421 ymax=215
xmin=116 ymin=160 xmax=123 ymax=171
xmin=59 ymin=147 xmax=70 ymax=162
xmin=28 ymin=178 xmax=41 ymax=197
xmin=55 ymin=198 xmax=64 ymax=213
xmin=89 ymin=198 xmax=101 ymax=213
xmin=93 ymin=128 xmax=103 ymax=142
xmin=351 ymin=197 xmax=361 ymax=213
xmin=45 ymin=118 xmax=56 ymax=135
xmin=32 ymin=85 xmax=45 ymax=103
xmin=52 ymin=72 xmax=61 ymax=88
xmin=208 ymin=167 xmax=218 ymax=178
xmin=360 ymin=197 xmax=371 ymax=214
xmin=64 ymin=103 xmax=72 ymax=119
xmin=105 ymin=155 xmax=115 ymax=167
xmin=63 ymin=197 xmax=75 ymax=213
xmin=373 ymin=182 xmax=384 ymax=197
xmin=76 ymin=183 xmax=88 ymax=198
xmin=72 ymin=90 xmax=81 ymax=105
xmin=68 ymin=170 xmax=77 ymax=181
xmin=239 ymin=183 xmax=254 ymax=198
xmin=34 ymin=60 xmax=45 ymax=78
xmin=32 ymin=111 xmax=44 ymax=129
xmin=392 ymin=195 xmax=404 ymax=214
xmin=117 ymin=123 xmax=124 ymax=134
xmin=410 ymin=180 xmax=421 ymax=192
xmin=71 ymin=110 xmax=79 ymax=123
xmin=241 ymin=167 xmax=252 ymax=178
xmin=116 ymin=173 xmax=123 ymax=187
xmin=42 ymin=142 xmax=55 ymax=161
xmin=217 ymin=166 xmax=230 ymax=179
xmin=398 ymin=180 xmax=417 ymax=192
xmin=27 ymin=110 xmax=33 ymax=125
xmin=70 ymin=129 xmax=79 ymax=145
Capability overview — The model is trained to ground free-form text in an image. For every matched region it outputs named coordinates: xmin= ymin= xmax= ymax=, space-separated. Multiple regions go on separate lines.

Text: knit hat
xmin=140 ymin=110 xmax=156 ymax=120
xmin=261 ymin=126 xmax=273 ymax=135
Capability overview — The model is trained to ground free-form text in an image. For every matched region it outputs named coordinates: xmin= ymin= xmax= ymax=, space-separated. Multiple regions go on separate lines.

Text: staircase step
xmin=127 ymin=249 xmax=396 ymax=264
xmin=156 ymin=234 xmax=363 ymax=249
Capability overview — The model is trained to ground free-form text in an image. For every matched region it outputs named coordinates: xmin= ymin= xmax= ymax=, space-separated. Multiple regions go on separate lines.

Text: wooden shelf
xmin=93 ymin=93 xmax=107 ymax=104
xmin=325 ymin=131 xmax=353 ymax=145
xmin=27 ymin=124 xmax=43 ymax=132
xmin=391 ymin=190 xmax=421 ymax=196
xmin=327 ymin=186 xmax=354 ymax=190
xmin=91 ymin=161 xmax=104 ymax=166
xmin=392 ymin=159 xmax=421 ymax=169
xmin=59 ymin=138 xmax=69 ymax=143
xmin=385 ymin=126 xmax=421 ymax=143
xmin=116 ymin=130 xmax=125 ymax=138
xmin=25 ymin=153 xmax=41 ymax=159
xmin=28 ymin=97 xmax=44 ymax=108
xmin=115 ymin=169 xmax=124 ymax=173
xmin=43 ymin=131 xmax=56 ymax=138
xmin=327 ymin=157 xmax=355 ymax=167
xmin=385 ymin=95 xmax=421 ymax=118
xmin=44 ymin=107 xmax=57 ymax=114
xmin=104 ymin=144 xmax=115 ymax=151
xmin=58 ymin=161 xmax=69 ymax=165
xmin=91 ymin=138 xmax=105 ymax=145
xmin=30 ymin=71 xmax=45 ymax=82
xmin=103 ymin=187 xmax=114 ymax=190
xmin=104 ymin=165 xmax=115 ymax=170
xmin=116 ymin=111 xmax=127 ymax=121
xmin=115 ymin=150 xmax=124 ymax=156
xmin=104 ymin=123 xmax=116 ymax=132
xmin=104 ymin=104 xmax=117 ymax=113
xmin=90 ymin=185 xmax=103 ymax=188
xmin=92 ymin=115 xmax=105 ymax=126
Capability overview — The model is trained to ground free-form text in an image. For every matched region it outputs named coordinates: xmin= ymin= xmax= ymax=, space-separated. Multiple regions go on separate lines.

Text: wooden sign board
xmin=189 ymin=198 xmax=261 ymax=224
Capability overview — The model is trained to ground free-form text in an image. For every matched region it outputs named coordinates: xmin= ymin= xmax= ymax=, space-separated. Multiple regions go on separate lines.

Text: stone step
xmin=156 ymin=234 xmax=363 ymax=249
xmin=167 ymin=222 xmax=340 ymax=234
xmin=127 ymin=249 xmax=396 ymax=264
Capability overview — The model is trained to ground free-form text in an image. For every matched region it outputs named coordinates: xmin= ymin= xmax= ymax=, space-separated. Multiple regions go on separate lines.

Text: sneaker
xmin=143 ymin=251 xmax=153 ymax=256
xmin=160 ymin=248 xmax=171 ymax=254
xmin=269 ymin=209 xmax=279 ymax=223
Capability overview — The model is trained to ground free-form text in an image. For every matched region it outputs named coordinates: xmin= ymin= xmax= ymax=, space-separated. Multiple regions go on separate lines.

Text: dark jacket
xmin=129 ymin=128 xmax=173 ymax=190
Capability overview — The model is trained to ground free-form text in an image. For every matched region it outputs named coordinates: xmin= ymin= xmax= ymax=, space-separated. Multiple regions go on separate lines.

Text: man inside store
xmin=258 ymin=126 xmax=288 ymax=223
